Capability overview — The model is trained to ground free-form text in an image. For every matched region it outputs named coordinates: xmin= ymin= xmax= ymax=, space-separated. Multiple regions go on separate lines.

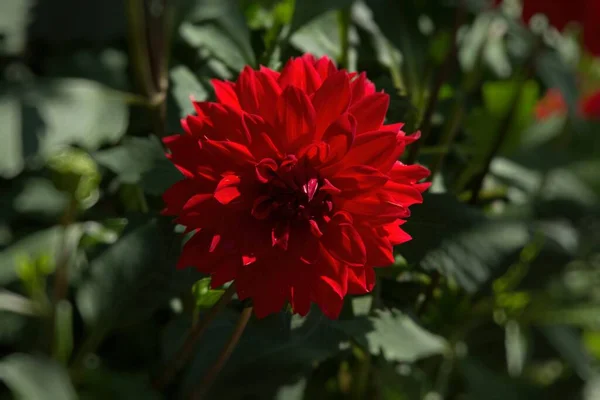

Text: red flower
xmin=498 ymin=0 xmax=600 ymax=56
xmin=535 ymin=88 xmax=567 ymax=120
xmin=162 ymin=54 xmax=430 ymax=319
xmin=535 ymin=88 xmax=600 ymax=121
xmin=580 ymin=90 xmax=600 ymax=119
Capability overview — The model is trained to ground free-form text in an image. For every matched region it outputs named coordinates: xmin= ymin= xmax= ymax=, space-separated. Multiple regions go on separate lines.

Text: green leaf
xmin=76 ymin=218 xmax=201 ymax=329
xmin=164 ymin=307 xmax=348 ymax=397
xmin=336 ymin=308 xmax=448 ymax=362
xmin=289 ymin=0 xmax=355 ymax=34
xmin=192 ymin=278 xmax=225 ymax=309
xmin=375 ymin=358 xmax=429 ymax=400
xmin=179 ymin=0 xmax=256 ymax=71
xmin=94 ymin=136 xmax=180 ymax=193
xmin=505 ymin=320 xmax=528 ymax=377
xmin=400 ymin=193 xmax=530 ymax=292
xmin=78 ymin=369 xmax=160 ymax=400
xmin=0 ymin=0 xmax=33 ymax=55
xmin=0 ymin=79 xmax=129 ymax=178
xmin=169 ymin=65 xmax=209 ymax=118
xmin=466 ymin=80 xmax=540 ymax=159
xmin=365 ymin=0 xmax=427 ymax=99
xmin=0 ymin=353 xmax=77 ymax=400
xmin=94 ymin=136 xmax=182 ymax=196
xmin=290 ymin=11 xmax=340 ymax=59
xmin=535 ymin=50 xmax=579 ymax=112
xmin=541 ymin=326 xmax=594 ymax=380
xmin=0 ymin=224 xmax=84 ymax=286
xmin=460 ymin=358 xmax=543 ymax=400
xmin=0 ymin=177 xmax=70 ymax=224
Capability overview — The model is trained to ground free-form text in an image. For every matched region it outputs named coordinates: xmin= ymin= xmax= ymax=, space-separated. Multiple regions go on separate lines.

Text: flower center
xmin=251 ymin=155 xmax=335 ymax=223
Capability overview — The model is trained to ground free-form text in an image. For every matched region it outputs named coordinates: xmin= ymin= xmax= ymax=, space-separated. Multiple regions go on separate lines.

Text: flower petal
xmin=278 ymin=57 xmax=322 ymax=93
xmin=312 ymin=70 xmax=351 ymax=138
xmin=214 ymin=175 xmax=242 ymax=205
xmin=349 ymin=92 xmax=389 ymax=134
xmin=276 ymin=86 xmax=316 ymax=150
xmin=325 ymin=130 xmax=397 ymax=174
xmin=211 ymin=79 xmax=240 ymax=108
xmin=321 ymin=212 xmax=367 ymax=267
xmin=347 ymin=266 xmax=375 ymax=294
xmin=328 ymin=165 xmax=389 ymax=198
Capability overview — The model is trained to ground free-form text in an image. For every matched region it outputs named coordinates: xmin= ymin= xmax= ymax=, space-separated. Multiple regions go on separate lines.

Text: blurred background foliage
xmin=1 ymin=0 xmax=599 ymax=399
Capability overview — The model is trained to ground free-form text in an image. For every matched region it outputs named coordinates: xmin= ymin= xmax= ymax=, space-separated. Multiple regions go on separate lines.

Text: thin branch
xmin=189 ymin=306 xmax=253 ymax=400
xmin=152 ymin=284 xmax=237 ymax=391
xmin=405 ymin=2 xmax=466 ymax=164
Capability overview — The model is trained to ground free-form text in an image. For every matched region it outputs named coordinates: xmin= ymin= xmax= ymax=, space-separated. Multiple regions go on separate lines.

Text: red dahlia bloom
xmin=162 ymin=54 xmax=430 ymax=319
xmin=580 ymin=90 xmax=600 ymax=119
xmin=535 ymin=88 xmax=567 ymax=120
xmin=496 ymin=0 xmax=600 ymax=56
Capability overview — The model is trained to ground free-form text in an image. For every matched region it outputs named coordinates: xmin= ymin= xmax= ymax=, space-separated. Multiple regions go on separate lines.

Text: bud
xmin=47 ymin=148 xmax=100 ymax=209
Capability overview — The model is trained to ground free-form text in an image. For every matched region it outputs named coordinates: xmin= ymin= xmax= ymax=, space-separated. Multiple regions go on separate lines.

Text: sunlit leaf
xmin=0 ymin=354 xmax=77 ymax=400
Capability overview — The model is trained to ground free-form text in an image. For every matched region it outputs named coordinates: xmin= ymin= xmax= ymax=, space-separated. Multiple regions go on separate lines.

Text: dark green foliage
xmin=1 ymin=0 xmax=598 ymax=399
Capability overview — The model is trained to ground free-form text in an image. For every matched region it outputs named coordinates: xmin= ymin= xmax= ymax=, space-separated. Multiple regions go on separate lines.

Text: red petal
xmin=338 ymin=192 xmax=410 ymax=222
xmin=580 ymin=90 xmax=600 ymax=119
xmin=312 ymin=70 xmax=351 ymax=138
xmin=235 ymin=66 xmax=262 ymax=114
xmin=176 ymin=229 xmax=222 ymax=272
xmin=389 ymin=162 xmax=431 ymax=183
xmin=349 ymin=93 xmax=390 ymax=134
xmin=328 ymin=165 xmax=388 ymax=197
xmin=214 ymin=175 xmax=242 ymax=205
xmin=347 ymin=266 xmax=375 ymax=294
xmin=163 ymin=134 xmax=203 ymax=177
xmin=384 ymin=221 xmax=412 ymax=245
xmin=202 ymin=139 xmax=255 ymax=170
xmin=259 ymin=65 xmax=280 ymax=80
xmin=192 ymin=102 xmax=251 ymax=143
xmin=321 ymin=113 xmax=356 ymax=164
xmin=211 ymin=79 xmax=240 ymax=108
xmin=246 ymin=115 xmax=284 ymax=160
xmin=237 ymin=261 xmax=289 ymax=318
xmin=313 ymin=56 xmax=338 ymax=80
xmin=321 ymin=212 xmax=367 ymax=267
xmin=278 ymin=57 xmax=322 ymax=93
xmin=384 ymin=181 xmax=424 ymax=206
xmin=255 ymin=158 xmax=278 ymax=183
xmin=326 ymin=130 xmax=397 ymax=174
xmin=350 ymin=72 xmax=376 ymax=104
xmin=162 ymin=178 xmax=213 ymax=215
xmin=210 ymin=255 xmax=240 ymax=287
xmin=276 ymin=86 xmax=316 ymax=150
xmin=255 ymin=70 xmax=282 ymax=124
xmin=312 ymin=273 xmax=345 ymax=319
xmin=357 ymin=225 xmax=395 ymax=266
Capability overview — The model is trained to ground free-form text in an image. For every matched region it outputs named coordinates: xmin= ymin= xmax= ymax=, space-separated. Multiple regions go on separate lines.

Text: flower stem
xmin=405 ymin=3 xmax=465 ymax=164
xmin=152 ymin=284 xmax=237 ymax=391
xmin=189 ymin=306 xmax=253 ymax=400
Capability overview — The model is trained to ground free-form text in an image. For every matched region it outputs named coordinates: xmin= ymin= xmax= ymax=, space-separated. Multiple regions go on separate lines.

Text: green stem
xmin=337 ymin=7 xmax=351 ymax=70
xmin=385 ymin=41 xmax=405 ymax=92
xmin=405 ymin=3 xmax=465 ymax=164
xmin=69 ymin=326 xmax=109 ymax=381
xmin=260 ymin=23 xmax=285 ymax=68
xmin=126 ymin=0 xmax=157 ymax=98
xmin=189 ymin=306 xmax=253 ymax=400
xmin=47 ymin=198 xmax=78 ymax=355
xmin=427 ymin=99 xmax=466 ymax=179
xmin=152 ymin=284 xmax=237 ymax=391
xmin=467 ymin=77 xmax=527 ymax=205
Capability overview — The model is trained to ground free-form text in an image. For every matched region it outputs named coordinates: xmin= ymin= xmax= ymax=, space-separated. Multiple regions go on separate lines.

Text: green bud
xmin=47 ymin=148 xmax=100 ymax=209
